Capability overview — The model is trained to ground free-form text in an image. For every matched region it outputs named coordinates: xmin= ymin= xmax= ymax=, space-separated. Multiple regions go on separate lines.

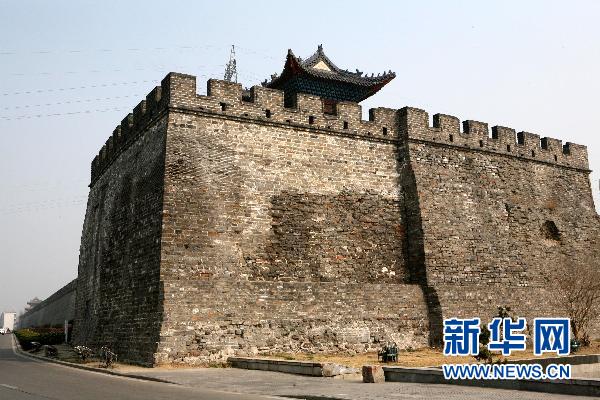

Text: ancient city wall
xmin=75 ymin=72 xmax=598 ymax=365
xmin=72 ymin=85 xmax=169 ymax=365
xmin=155 ymin=73 xmax=430 ymax=364
xmin=19 ymin=279 xmax=76 ymax=329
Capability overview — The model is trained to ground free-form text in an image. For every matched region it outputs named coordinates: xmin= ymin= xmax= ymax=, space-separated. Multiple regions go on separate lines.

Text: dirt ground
xmin=268 ymin=340 xmax=600 ymax=368
xmin=36 ymin=340 xmax=600 ymax=370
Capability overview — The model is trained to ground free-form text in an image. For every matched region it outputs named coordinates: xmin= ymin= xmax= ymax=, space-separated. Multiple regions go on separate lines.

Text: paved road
xmin=0 ymin=335 xmax=273 ymax=400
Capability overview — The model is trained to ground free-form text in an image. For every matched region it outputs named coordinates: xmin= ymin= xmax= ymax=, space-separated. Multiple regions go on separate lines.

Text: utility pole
xmin=224 ymin=45 xmax=237 ymax=83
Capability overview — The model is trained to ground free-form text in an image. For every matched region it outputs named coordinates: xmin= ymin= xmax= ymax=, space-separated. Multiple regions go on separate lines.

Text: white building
xmin=1 ymin=312 xmax=17 ymax=331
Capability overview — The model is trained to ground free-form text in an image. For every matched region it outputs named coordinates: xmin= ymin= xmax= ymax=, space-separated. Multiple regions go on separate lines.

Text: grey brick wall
xmin=73 ymin=105 xmax=168 ymax=365
xmin=72 ymin=72 xmax=599 ymax=365
xmin=400 ymin=106 xmax=600 ymax=337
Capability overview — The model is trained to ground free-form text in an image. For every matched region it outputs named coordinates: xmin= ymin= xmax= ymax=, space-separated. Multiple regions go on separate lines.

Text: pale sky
xmin=1 ymin=0 xmax=599 ymax=314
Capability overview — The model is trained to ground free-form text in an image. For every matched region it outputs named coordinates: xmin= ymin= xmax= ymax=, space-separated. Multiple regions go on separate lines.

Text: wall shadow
xmin=397 ymin=141 xmax=443 ymax=347
xmin=255 ymin=191 xmax=409 ymax=284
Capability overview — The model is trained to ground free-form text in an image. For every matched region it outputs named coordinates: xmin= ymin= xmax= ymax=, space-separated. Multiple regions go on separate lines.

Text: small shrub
xmin=475 ymin=326 xmax=493 ymax=364
xmin=474 ymin=306 xmax=516 ymax=364
xmin=15 ymin=328 xmax=64 ymax=350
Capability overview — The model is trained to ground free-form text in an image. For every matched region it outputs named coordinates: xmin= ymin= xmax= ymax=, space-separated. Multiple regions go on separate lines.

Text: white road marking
xmin=0 ymin=383 xmax=19 ymax=390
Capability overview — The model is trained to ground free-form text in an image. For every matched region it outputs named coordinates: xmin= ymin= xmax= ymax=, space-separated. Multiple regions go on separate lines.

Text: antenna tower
xmin=224 ymin=45 xmax=237 ymax=83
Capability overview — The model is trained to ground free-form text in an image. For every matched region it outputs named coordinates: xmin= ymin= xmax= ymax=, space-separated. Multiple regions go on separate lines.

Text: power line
xmin=1 ymin=80 xmax=159 ymax=97
xmin=0 ymin=106 xmax=128 ymax=121
xmin=0 ymin=71 xmax=231 ymax=97
xmin=2 ymin=94 xmax=142 ymax=110
xmin=3 ymin=179 xmax=88 ymax=192
xmin=0 ymin=44 xmax=281 ymax=61
xmin=235 ymin=45 xmax=279 ymax=61
xmin=6 ymin=64 xmax=224 ymax=77
xmin=3 ymin=196 xmax=87 ymax=208
xmin=0 ymin=44 xmax=220 ymax=56
xmin=0 ymin=75 xmax=276 ymax=120
xmin=0 ymin=196 xmax=88 ymax=215
xmin=0 ymin=196 xmax=87 ymax=215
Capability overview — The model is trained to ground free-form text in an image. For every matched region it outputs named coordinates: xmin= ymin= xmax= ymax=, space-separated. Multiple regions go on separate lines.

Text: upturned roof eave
xmin=264 ymin=48 xmax=396 ymax=90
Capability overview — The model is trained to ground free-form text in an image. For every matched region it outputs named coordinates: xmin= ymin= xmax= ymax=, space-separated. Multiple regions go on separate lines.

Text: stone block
xmin=362 ymin=365 xmax=385 ymax=383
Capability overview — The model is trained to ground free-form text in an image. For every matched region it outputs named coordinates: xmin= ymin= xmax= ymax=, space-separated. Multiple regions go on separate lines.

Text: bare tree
xmin=549 ymin=261 xmax=600 ymax=345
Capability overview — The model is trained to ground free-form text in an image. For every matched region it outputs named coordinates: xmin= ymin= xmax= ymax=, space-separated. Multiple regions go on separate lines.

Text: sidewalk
xmin=127 ymin=367 xmax=596 ymax=400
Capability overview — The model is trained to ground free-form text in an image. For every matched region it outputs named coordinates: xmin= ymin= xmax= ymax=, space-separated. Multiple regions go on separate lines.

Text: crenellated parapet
xmin=91 ymin=73 xmax=591 ymax=186
xmin=90 ymin=73 xmax=400 ymax=185
xmin=398 ymin=107 xmax=589 ymax=171
xmin=90 ymin=84 xmax=167 ymax=185
xmin=165 ymin=73 xmax=399 ymax=139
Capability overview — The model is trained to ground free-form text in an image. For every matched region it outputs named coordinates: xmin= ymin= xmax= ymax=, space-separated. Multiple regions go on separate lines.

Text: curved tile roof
xmin=263 ymin=45 xmax=395 ymax=102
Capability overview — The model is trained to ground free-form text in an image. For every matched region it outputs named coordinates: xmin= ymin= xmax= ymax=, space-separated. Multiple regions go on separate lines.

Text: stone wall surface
xmin=156 ymin=281 xmax=429 ymax=364
xmin=400 ymin=107 xmax=600 ymax=336
xmin=160 ymin=112 xmax=406 ymax=284
xmin=70 ymin=72 xmax=599 ymax=365
xmin=18 ymin=280 xmax=76 ymax=329
xmin=72 ymin=105 xmax=168 ymax=365
xmin=157 ymin=74 xmax=424 ymax=362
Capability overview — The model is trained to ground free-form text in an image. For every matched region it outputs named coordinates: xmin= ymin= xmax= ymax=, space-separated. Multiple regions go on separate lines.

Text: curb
xmin=228 ymin=357 xmax=359 ymax=377
xmin=10 ymin=335 xmax=176 ymax=385
xmin=515 ymin=354 xmax=600 ymax=367
xmin=382 ymin=365 xmax=600 ymax=397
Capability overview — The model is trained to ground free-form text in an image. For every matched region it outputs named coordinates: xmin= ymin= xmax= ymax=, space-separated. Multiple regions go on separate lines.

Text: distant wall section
xmin=19 ymin=280 xmax=76 ymax=329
